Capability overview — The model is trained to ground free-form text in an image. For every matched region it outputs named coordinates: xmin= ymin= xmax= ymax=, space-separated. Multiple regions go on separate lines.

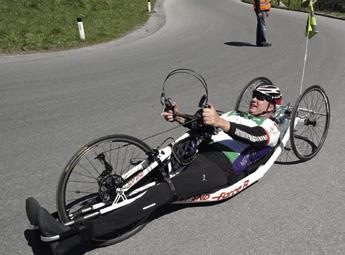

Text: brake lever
xmin=163 ymin=97 xmax=175 ymax=112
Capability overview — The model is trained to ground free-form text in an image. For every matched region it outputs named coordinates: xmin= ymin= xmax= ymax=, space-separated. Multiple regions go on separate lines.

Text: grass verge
xmin=242 ymin=0 xmax=345 ymax=19
xmin=0 ymin=0 xmax=156 ymax=54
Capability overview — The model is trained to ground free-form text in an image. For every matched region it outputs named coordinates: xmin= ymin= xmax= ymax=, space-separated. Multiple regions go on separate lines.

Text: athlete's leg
xmin=26 ymin=154 xmax=230 ymax=240
xmin=26 ymin=182 xmax=174 ymax=239
xmin=171 ymin=153 xmax=229 ymax=199
xmin=90 ymin=182 xmax=174 ymax=238
xmin=91 ymin=153 xmax=231 ymax=235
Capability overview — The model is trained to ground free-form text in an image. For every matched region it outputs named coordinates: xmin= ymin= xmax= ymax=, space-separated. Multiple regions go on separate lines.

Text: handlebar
xmin=175 ymin=108 xmax=217 ymax=140
xmin=174 ymin=112 xmax=194 ymax=121
xmin=170 ymin=107 xmax=217 ymax=166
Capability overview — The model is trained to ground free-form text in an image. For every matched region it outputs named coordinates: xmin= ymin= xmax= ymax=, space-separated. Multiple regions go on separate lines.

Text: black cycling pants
xmin=89 ymin=153 xmax=230 ymax=238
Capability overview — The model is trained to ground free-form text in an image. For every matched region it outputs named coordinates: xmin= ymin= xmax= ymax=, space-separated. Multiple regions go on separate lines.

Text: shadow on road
xmin=24 ymin=229 xmax=96 ymax=255
xmin=224 ymin=41 xmax=256 ymax=47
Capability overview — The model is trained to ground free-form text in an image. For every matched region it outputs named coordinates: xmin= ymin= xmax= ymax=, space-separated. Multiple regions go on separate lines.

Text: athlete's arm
xmin=226 ymin=123 xmax=269 ymax=147
xmin=227 ymin=118 xmax=280 ymax=147
xmin=202 ymin=105 xmax=279 ymax=147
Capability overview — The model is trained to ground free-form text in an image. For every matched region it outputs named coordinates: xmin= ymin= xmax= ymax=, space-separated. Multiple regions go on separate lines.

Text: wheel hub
xmin=98 ymin=174 xmax=124 ymax=202
xmin=305 ymin=118 xmax=317 ymax=126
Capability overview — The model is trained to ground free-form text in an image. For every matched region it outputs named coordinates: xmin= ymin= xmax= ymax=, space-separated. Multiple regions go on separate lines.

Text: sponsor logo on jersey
xmin=234 ymin=129 xmax=267 ymax=142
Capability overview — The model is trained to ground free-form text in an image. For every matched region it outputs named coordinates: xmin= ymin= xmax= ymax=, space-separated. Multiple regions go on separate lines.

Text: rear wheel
xmin=56 ymin=134 xmax=153 ymax=245
xmin=235 ymin=77 xmax=273 ymax=112
xmin=290 ymin=85 xmax=330 ymax=161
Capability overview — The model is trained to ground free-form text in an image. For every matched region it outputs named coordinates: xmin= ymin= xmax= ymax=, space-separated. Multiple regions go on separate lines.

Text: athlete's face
xmin=249 ymin=94 xmax=274 ymax=116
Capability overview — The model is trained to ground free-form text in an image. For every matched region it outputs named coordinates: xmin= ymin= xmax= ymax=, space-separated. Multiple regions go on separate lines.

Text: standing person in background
xmin=254 ymin=0 xmax=272 ymax=47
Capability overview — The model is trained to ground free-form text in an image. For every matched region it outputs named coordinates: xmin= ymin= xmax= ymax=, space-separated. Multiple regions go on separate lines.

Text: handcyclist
xmin=161 ymin=84 xmax=282 ymax=196
xmin=26 ymin=84 xmax=282 ymax=245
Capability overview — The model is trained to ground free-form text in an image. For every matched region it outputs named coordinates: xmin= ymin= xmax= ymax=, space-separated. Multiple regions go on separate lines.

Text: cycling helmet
xmin=253 ymin=84 xmax=282 ymax=105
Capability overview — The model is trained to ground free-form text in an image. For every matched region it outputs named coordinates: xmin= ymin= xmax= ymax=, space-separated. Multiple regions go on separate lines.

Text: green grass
xmin=282 ymin=0 xmax=345 ymax=17
xmin=243 ymin=0 xmax=345 ymax=18
xmin=284 ymin=0 xmax=301 ymax=10
xmin=0 ymin=0 xmax=155 ymax=53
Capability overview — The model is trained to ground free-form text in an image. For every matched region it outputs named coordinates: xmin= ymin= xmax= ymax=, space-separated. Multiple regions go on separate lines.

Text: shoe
xmin=37 ymin=206 xmax=71 ymax=237
xmin=257 ymin=42 xmax=271 ymax=47
xmin=26 ymin=197 xmax=41 ymax=226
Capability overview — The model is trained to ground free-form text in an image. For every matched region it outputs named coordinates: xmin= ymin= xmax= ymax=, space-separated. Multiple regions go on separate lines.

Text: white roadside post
xmin=148 ymin=0 xmax=151 ymax=12
xmin=77 ymin=17 xmax=85 ymax=40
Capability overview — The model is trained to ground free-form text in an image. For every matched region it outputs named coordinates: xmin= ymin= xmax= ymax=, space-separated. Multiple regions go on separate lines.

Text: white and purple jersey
xmin=207 ymin=111 xmax=280 ymax=173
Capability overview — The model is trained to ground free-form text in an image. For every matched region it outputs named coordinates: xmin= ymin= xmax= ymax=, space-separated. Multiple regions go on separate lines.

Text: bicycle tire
xmin=56 ymin=134 xmax=153 ymax=245
xmin=290 ymin=85 xmax=330 ymax=161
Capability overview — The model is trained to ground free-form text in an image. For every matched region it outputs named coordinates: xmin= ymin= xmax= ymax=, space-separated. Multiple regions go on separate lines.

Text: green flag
xmin=305 ymin=0 xmax=318 ymax=38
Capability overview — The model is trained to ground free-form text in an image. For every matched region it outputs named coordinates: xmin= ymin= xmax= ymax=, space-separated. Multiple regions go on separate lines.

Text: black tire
xmin=235 ymin=77 xmax=273 ymax=112
xmin=56 ymin=134 xmax=153 ymax=245
xmin=91 ymin=216 xmax=150 ymax=247
xmin=290 ymin=85 xmax=330 ymax=161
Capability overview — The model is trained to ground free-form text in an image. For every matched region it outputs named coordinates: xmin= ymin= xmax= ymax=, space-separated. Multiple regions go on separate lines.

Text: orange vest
xmin=253 ymin=0 xmax=271 ymax=11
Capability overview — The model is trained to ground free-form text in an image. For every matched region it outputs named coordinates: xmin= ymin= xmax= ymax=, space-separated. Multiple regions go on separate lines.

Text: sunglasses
xmin=252 ymin=91 xmax=273 ymax=102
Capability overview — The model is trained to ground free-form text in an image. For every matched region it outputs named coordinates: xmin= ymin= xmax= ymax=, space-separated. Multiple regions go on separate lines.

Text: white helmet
xmin=253 ymin=85 xmax=282 ymax=105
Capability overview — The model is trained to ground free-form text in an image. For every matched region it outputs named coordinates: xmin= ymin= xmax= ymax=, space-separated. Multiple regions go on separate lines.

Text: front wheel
xmin=290 ymin=85 xmax=330 ymax=161
xmin=56 ymin=134 xmax=153 ymax=245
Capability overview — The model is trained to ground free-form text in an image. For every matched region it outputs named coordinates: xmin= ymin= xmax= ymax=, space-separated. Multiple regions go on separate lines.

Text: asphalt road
xmin=1 ymin=0 xmax=345 ymax=254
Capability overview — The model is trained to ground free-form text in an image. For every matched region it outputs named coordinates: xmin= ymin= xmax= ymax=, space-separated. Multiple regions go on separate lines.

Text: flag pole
xmin=300 ymin=0 xmax=317 ymax=95
xmin=300 ymin=30 xmax=309 ymax=95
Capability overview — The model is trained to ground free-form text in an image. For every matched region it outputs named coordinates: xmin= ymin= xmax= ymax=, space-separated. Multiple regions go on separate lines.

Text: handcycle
xmin=29 ymin=69 xmax=330 ymax=248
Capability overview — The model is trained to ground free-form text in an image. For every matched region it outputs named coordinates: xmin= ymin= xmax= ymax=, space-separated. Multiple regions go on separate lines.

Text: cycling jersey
xmin=214 ymin=111 xmax=279 ymax=147
xmin=201 ymin=111 xmax=280 ymax=174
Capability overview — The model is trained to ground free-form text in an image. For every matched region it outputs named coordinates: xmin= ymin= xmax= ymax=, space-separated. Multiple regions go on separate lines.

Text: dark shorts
xmin=172 ymin=152 xmax=230 ymax=199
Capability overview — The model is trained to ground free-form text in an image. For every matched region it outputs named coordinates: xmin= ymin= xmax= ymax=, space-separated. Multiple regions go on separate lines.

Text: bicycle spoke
xmin=58 ymin=135 xmax=152 ymax=222
xmin=85 ymin=154 xmax=101 ymax=175
xmin=291 ymin=86 xmax=330 ymax=161
xmin=74 ymin=165 xmax=98 ymax=180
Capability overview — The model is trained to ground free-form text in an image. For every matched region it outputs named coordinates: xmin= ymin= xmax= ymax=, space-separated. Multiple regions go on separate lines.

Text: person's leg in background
xmin=256 ymin=11 xmax=271 ymax=47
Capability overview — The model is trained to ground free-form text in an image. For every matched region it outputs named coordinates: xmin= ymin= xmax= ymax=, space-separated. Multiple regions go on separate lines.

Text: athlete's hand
xmin=202 ymin=104 xmax=230 ymax=132
xmin=161 ymin=102 xmax=184 ymax=123
xmin=202 ymin=104 xmax=220 ymax=126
